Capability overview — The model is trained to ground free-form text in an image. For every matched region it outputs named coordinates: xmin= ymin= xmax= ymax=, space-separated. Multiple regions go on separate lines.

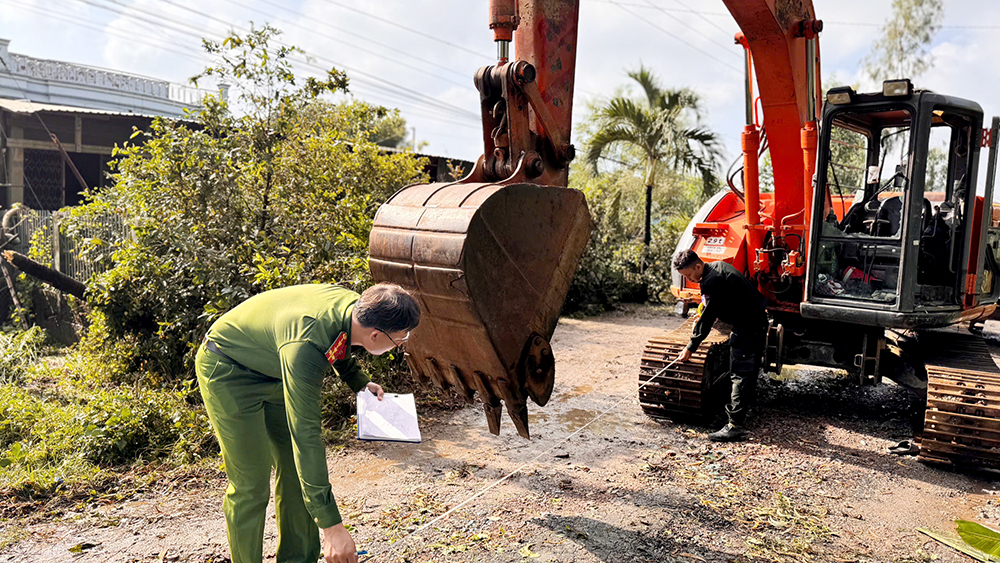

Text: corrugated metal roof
xmin=0 ymin=98 xmax=159 ymax=118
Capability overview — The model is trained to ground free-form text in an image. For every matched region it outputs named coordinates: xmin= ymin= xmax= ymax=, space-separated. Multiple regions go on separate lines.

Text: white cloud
xmin=2 ymin=0 xmax=997 ymax=165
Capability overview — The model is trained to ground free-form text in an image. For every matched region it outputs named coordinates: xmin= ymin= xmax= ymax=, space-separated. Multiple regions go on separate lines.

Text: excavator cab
xmin=803 ymin=80 xmax=1000 ymax=327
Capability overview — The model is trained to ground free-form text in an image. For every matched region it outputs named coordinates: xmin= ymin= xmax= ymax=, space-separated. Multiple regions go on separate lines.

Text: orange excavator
xmin=369 ymin=0 xmax=1000 ymax=469
xmin=641 ymin=0 xmax=1000 ymax=470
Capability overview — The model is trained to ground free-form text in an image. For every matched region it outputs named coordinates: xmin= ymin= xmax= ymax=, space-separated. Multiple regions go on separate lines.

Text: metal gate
xmin=22 ymin=149 xmax=64 ymax=211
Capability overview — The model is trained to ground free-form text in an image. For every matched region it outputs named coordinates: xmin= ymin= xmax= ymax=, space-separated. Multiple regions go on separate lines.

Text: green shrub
xmin=64 ymin=26 xmax=426 ymax=387
xmin=0 ymin=327 xmax=45 ymax=384
xmin=0 ymin=372 xmax=215 ymax=496
xmin=565 ymin=164 xmax=708 ymax=314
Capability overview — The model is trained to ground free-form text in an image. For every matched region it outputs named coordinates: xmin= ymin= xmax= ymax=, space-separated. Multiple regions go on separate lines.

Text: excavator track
xmin=919 ymin=329 xmax=1000 ymax=468
xmin=638 ymin=317 xmax=731 ymax=423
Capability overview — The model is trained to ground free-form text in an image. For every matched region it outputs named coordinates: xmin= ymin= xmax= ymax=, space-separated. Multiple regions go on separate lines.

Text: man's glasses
xmin=377 ymin=329 xmax=409 ymax=350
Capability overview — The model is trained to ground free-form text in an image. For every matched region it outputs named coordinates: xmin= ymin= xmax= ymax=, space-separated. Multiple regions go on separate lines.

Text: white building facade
xmin=0 ymin=38 xmax=219 ymax=209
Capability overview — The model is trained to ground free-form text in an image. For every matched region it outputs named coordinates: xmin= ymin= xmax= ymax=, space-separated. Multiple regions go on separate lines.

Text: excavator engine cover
xmin=369 ymin=180 xmax=591 ymax=438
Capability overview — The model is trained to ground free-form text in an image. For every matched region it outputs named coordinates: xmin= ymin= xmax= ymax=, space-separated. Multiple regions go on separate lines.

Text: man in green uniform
xmin=196 ymin=283 xmax=420 ymax=563
xmin=673 ymin=250 xmax=768 ymax=442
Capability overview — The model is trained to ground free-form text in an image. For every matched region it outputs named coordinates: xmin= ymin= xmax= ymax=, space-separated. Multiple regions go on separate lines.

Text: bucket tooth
xmin=484 ymin=398 xmax=503 ymax=436
xmin=369 ymin=181 xmax=591 ymax=437
xmin=507 ymin=399 xmax=531 ymax=439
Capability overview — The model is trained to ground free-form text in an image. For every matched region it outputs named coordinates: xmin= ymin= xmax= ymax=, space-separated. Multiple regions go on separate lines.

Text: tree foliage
xmin=863 ymin=0 xmax=944 ymax=83
xmin=65 ymin=25 xmax=428 ymax=385
xmin=583 ymin=65 xmax=721 ymax=197
xmin=565 ymin=161 xmax=706 ymax=314
xmin=581 ymin=65 xmax=721 ymax=247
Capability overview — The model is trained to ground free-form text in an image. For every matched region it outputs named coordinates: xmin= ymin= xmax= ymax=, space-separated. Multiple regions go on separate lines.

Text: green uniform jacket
xmin=687 ymin=261 xmax=768 ymax=352
xmin=205 ymin=284 xmax=371 ymax=528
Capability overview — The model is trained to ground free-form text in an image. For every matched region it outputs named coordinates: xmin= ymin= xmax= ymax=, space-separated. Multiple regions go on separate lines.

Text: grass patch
xmin=739 ymin=492 xmax=833 ymax=561
xmin=0 ymin=326 xmax=45 ymax=384
xmin=0 ymin=335 xmax=218 ymax=517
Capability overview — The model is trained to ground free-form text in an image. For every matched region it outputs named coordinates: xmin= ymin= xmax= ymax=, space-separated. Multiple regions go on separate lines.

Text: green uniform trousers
xmin=196 ymin=344 xmax=321 ymax=563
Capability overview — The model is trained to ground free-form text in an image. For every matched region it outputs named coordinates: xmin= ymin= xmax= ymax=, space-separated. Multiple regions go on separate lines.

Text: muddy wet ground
xmin=4 ymin=306 xmax=1000 ymax=562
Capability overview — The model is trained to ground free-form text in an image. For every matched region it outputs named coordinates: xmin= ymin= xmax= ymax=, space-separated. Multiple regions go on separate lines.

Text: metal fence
xmin=2 ymin=208 xmax=129 ymax=282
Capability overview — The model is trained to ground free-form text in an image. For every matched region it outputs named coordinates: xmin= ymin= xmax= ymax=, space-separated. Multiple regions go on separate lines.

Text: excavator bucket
xmin=369 ymin=177 xmax=591 ymax=438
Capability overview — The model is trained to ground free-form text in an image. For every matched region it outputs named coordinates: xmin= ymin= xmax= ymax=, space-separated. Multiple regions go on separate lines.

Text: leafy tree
xmin=66 ymin=25 xmax=427 ymax=384
xmin=863 ymin=0 xmax=944 ymax=83
xmin=565 ymin=159 xmax=705 ymax=313
xmin=582 ymin=66 xmax=721 ymax=246
xmin=308 ymin=100 xmax=408 ymax=148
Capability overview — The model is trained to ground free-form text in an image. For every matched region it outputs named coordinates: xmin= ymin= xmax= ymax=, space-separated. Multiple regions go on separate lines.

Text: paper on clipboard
xmin=356 ymin=391 xmax=422 ymax=443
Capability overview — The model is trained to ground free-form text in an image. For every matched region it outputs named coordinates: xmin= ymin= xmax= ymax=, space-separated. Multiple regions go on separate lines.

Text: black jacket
xmin=687 ymin=261 xmax=768 ymax=352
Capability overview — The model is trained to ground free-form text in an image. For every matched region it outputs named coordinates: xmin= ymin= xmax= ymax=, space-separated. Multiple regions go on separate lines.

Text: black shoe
xmin=888 ymin=440 xmax=920 ymax=456
xmin=708 ymin=424 xmax=747 ymax=442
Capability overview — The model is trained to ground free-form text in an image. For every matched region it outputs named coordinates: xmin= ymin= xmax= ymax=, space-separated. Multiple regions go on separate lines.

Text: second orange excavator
xmin=368 ymin=0 xmax=1000 ymax=472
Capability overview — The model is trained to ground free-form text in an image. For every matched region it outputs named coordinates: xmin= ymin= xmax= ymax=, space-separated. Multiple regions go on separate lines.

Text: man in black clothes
xmin=673 ymin=249 xmax=768 ymax=442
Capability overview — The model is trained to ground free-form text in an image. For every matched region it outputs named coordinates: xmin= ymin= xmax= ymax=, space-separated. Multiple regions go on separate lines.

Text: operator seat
xmin=870 ymin=196 xmax=903 ymax=237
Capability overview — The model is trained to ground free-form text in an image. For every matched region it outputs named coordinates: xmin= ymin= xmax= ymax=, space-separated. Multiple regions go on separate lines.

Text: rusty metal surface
xmin=369 ymin=179 xmax=591 ymax=438
xmin=919 ymin=329 xmax=1000 ymax=468
xmin=638 ymin=318 xmax=731 ymax=422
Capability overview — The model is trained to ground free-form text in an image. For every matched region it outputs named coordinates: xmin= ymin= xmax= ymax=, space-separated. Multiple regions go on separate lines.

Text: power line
xmin=68 ymin=0 xmax=480 ymax=124
xmin=591 ymin=0 xmax=1000 ymax=30
xmin=669 ymin=0 xmax=733 ymax=36
xmin=209 ymin=0 xmax=474 ymax=89
xmin=148 ymin=0 xmax=482 ymax=121
xmin=824 ymin=20 xmax=1000 ymax=29
xmin=0 ymin=0 xmax=213 ymax=67
xmin=255 ymin=0 xmax=472 ymax=81
xmin=604 ymin=0 xmax=742 ymax=73
xmin=314 ymin=0 xmax=493 ymax=63
xmin=3 ymin=0 xmax=475 ymax=130
xmin=586 ymin=0 xmax=729 ymax=15
xmin=640 ymin=0 xmax=740 ymax=61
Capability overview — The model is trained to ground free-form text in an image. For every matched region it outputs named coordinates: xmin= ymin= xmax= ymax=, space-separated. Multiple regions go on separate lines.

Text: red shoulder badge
xmin=325 ymin=332 xmax=348 ymax=363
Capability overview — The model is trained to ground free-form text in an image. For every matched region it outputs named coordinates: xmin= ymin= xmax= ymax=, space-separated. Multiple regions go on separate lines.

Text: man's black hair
xmin=355 ymin=283 xmax=421 ymax=333
xmin=672 ymin=249 xmax=703 ymax=271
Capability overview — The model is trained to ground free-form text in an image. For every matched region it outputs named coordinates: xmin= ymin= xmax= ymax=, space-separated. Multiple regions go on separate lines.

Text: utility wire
xmin=640 ymin=0 xmax=740 ymax=61
xmin=592 ymin=0 xmax=1000 ymax=30
xmin=824 ymin=20 xmax=1000 ymax=29
xmin=586 ymin=0 xmax=729 ymax=15
xmin=148 ymin=0 xmax=482 ymax=121
xmin=605 ymin=0 xmax=742 ymax=73
xmin=70 ymin=0 xmax=480 ymax=123
xmin=314 ymin=0 xmax=493 ymax=63
xmin=0 ymin=0 xmax=213 ymax=67
xmin=3 ymin=0 xmax=471 ymax=129
xmin=669 ymin=0 xmax=734 ymax=36
xmin=207 ymin=0 xmax=473 ymax=89
xmin=68 ymin=0 xmax=473 ymax=122
xmin=251 ymin=0 xmax=473 ymax=82
xmin=4 ymin=0 xmax=482 ymax=163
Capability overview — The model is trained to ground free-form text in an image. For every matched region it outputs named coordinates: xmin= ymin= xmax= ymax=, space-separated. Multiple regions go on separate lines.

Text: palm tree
xmin=583 ymin=66 xmax=722 ymax=246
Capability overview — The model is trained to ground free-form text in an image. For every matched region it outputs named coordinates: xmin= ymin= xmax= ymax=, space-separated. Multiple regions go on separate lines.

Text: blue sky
xmin=3 ymin=0 xmax=999 ymax=168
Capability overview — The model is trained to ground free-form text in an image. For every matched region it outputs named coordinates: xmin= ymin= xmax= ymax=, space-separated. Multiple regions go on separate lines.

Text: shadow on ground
xmin=530 ymin=514 xmax=767 ymax=563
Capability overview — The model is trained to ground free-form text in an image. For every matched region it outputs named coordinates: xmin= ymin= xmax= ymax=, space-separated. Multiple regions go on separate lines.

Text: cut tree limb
xmin=1 ymin=250 xmax=86 ymax=299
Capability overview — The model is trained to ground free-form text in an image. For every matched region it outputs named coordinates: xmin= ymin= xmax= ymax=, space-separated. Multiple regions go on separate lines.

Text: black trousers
xmin=726 ymin=317 xmax=767 ymax=427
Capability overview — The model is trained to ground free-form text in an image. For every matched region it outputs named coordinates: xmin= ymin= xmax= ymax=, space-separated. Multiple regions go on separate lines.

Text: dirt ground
xmin=4 ymin=306 xmax=1000 ymax=563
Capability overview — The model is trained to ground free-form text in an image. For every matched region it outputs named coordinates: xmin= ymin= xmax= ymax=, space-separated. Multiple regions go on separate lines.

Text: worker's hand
xmin=677 ymin=348 xmax=693 ymax=363
xmin=365 ymin=382 xmax=385 ymax=401
xmin=322 ymin=523 xmax=358 ymax=563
